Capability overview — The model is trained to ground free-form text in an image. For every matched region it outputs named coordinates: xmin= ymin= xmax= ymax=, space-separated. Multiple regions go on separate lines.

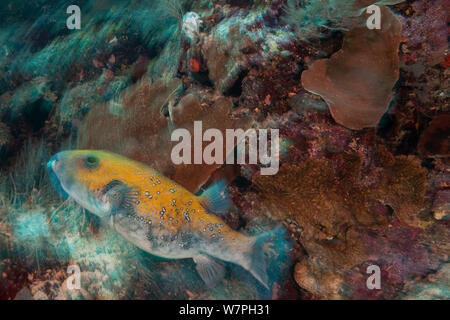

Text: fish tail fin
xmin=245 ymin=226 xmax=287 ymax=290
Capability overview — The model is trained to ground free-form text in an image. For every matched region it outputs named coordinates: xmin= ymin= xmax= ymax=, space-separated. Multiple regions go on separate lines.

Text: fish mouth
xmin=46 ymin=154 xmax=69 ymax=199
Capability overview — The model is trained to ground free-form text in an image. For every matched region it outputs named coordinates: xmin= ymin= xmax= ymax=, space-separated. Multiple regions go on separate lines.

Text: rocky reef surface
xmin=0 ymin=0 xmax=448 ymax=299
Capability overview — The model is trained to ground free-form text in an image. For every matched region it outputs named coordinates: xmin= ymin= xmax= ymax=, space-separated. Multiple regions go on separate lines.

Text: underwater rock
xmin=301 ymin=6 xmax=402 ymax=130
xmin=202 ymin=19 xmax=250 ymax=94
xmin=59 ymin=74 xmax=128 ymax=125
xmin=398 ymin=0 xmax=448 ymax=68
xmin=400 ymin=263 xmax=450 ymax=299
xmin=202 ymin=8 xmax=295 ymax=95
xmin=432 ymin=189 xmax=450 ymax=221
xmin=340 ymin=222 xmax=450 ymax=299
xmin=240 ymin=55 xmax=302 ymax=116
xmin=182 ymin=12 xmax=202 ymax=42
xmin=29 ymin=274 xmax=62 ymax=300
xmin=6 ymin=77 xmax=54 ymax=122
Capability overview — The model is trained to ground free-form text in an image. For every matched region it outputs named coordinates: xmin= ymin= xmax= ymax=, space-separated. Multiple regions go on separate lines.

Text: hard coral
xmin=301 ymin=6 xmax=402 ymax=130
xmin=78 ymin=78 xmax=250 ymax=193
xmin=253 ymin=149 xmax=429 ymax=298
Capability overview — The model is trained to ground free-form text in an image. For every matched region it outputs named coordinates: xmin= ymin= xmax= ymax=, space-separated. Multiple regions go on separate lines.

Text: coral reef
xmin=249 ymin=128 xmax=446 ymax=298
xmin=0 ymin=0 xmax=448 ymax=300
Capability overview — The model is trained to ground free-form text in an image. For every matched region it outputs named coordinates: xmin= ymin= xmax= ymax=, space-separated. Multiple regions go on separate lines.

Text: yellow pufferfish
xmin=47 ymin=150 xmax=271 ymax=288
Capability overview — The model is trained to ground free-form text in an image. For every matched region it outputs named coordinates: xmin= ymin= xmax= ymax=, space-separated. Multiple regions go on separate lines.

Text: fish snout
xmin=47 ymin=154 xmax=63 ymax=176
xmin=47 ymin=151 xmax=72 ymax=175
xmin=47 ymin=152 xmax=72 ymax=199
xmin=47 ymin=155 xmax=57 ymax=171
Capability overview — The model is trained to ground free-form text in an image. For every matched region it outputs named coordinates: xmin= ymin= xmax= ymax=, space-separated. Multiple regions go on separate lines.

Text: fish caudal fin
xmin=193 ymin=254 xmax=226 ymax=287
xmin=246 ymin=226 xmax=286 ymax=290
xmin=198 ymin=179 xmax=230 ymax=215
xmin=247 ymin=234 xmax=270 ymax=289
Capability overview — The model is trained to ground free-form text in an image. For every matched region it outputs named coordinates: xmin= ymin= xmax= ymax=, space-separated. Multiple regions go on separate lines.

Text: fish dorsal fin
xmin=193 ymin=254 xmax=226 ymax=287
xmin=198 ymin=179 xmax=230 ymax=215
xmin=101 ymin=179 xmax=138 ymax=215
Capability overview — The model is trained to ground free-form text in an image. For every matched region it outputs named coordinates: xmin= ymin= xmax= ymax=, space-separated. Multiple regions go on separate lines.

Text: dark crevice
xmin=223 ymin=69 xmax=248 ymax=97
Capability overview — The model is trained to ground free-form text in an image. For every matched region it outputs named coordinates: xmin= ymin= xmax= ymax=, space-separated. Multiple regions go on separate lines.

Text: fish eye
xmin=83 ymin=155 xmax=99 ymax=168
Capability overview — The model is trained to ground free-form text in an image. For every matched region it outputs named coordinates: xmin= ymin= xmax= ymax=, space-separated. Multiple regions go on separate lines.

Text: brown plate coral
xmin=0 ymin=0 xmax=448 ymax=300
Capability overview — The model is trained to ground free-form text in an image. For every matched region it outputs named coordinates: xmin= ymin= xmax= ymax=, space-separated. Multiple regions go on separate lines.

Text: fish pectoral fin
xmin=198 ymin=179 xmax=230 ymax=216
xmin=193 ymin=254 xmax=226 ymax=288
xmin=101 ymin=179 xmax=138 ymax=216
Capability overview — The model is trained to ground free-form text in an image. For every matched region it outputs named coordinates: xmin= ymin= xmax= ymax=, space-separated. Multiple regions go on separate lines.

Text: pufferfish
xmin=47 ymin=150 xmax=272 ymax=288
